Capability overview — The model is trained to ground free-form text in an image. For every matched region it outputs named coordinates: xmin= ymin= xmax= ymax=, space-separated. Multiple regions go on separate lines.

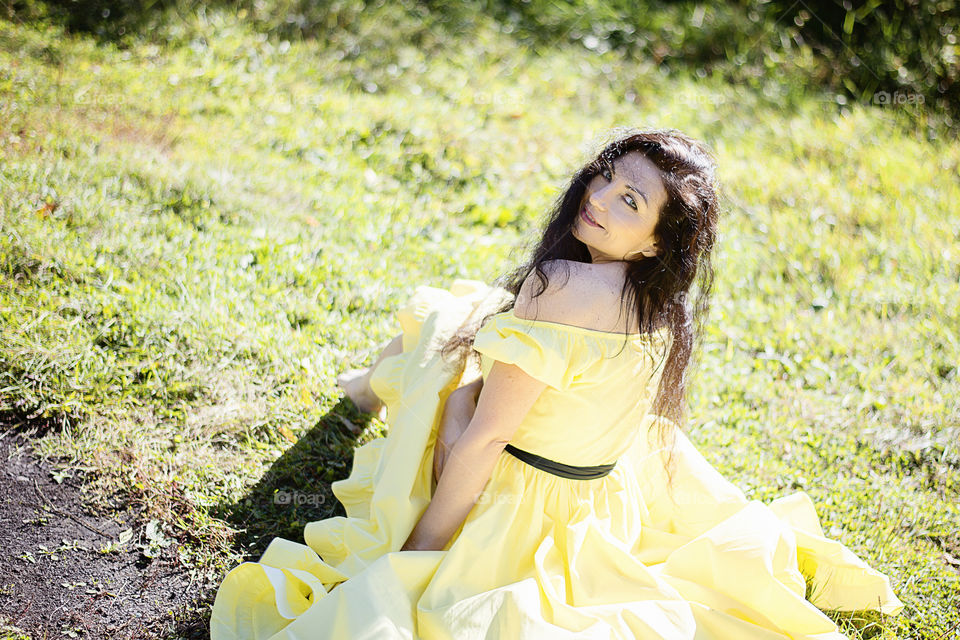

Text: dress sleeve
xmin=472 ymin=312 xmax=585 ymax=391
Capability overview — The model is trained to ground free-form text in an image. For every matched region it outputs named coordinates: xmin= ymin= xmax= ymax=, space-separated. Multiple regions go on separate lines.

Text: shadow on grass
xmin=214 ymin=398 xmax=384 ymax=563
xmin=166 ymin=399 xmax=384 ymax=638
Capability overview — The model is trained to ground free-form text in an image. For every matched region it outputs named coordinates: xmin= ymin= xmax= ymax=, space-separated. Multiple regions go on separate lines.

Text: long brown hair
xmin=439 ymin=126 xmax=722 ymax=488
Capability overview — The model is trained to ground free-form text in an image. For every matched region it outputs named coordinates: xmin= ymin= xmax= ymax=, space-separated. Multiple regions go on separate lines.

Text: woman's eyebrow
xmin=610 ymin=160 xmax=649 ymax=205
xmin=625 ymin=183 xmax=649 ymax=206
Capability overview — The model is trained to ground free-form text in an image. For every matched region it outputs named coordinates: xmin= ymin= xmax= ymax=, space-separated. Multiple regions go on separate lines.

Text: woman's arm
xmin=460 ymin=376 xmax=484 ymax=403
xmin=401 ymin=361 xmax=545 ymax=552
xmin=432 ymin=384 xmax=479 ymax=484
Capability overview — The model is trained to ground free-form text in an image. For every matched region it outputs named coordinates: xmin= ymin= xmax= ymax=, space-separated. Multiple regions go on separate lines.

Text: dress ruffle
xmin=472 ymin=309 xmax=670 ymax=391
xmin=473 ymin=311 xmax=583 ymax=390
xmin=210 ymin=278 xmax=903 ymax=640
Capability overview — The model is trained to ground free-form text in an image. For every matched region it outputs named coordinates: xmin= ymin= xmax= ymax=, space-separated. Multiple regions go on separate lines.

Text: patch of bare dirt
xmin=0 ymin=430 xmax=205 ymax=639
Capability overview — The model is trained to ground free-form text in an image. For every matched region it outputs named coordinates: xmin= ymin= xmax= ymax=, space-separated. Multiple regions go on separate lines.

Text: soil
xmin=0 ymin=430 xmax=207 ymax=639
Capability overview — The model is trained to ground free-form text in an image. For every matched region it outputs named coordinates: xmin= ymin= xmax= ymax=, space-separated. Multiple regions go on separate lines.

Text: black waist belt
xmin=503 ymin=444 xmax=616 ymax=480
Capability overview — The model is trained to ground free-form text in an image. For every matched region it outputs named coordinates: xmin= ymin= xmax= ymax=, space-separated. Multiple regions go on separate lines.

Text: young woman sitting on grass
xmin=211 ymin=127 xmax=903 ymax=640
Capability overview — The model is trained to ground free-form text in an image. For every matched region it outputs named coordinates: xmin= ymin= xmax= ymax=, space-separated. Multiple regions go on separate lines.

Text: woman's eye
xmin=601 ymin=165 xmax=636 ymax=209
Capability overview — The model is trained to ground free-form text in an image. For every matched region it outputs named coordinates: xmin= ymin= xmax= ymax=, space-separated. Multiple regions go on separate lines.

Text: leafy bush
xmin=4 ymin=0 xmax=956 ymax=125
xmin=752 ymin=0 xmax=957 ymax=130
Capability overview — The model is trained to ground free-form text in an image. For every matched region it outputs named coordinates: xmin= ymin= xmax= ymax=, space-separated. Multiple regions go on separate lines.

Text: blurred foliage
xmin=754 ymin=0 xmax=957 ymax=131
xmin=3 ymin=0 xmax=957 ymax=128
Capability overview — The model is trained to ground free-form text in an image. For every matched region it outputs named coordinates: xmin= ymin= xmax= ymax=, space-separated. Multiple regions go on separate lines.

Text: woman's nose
xmin=589 ymin=188 xmax=611 ymax=212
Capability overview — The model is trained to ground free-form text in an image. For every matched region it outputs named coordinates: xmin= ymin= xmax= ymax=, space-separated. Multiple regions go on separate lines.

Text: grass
xmin=1 ymin=3 xmax=958 ymax=638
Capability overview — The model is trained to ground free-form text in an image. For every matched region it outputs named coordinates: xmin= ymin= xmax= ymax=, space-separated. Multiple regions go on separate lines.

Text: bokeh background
xmin=1 ymin=1 xmax=958 ymax=638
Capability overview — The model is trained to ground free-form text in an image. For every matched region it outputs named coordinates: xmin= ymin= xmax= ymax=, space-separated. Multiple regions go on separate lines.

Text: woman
xmin=211 ymin=128 xmax=903 ymax=639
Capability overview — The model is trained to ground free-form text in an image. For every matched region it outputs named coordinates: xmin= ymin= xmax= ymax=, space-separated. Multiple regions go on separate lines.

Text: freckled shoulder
xmin=514 ymin=260 xmax=618 ymax=328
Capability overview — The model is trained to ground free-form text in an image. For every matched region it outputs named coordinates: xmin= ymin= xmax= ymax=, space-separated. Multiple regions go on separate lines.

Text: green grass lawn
xmin=1 ymin=4 xmax=958 ymax=638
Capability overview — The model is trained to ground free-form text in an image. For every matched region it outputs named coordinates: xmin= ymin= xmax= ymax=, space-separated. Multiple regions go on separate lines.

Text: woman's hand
xmin=405 ymin=376 xmax=486 ymax=552
xmin=433 ymin=378 xmax=483 ymax=484
xmin=402 ymin=361 xmax=544 ymax=553
xmin=460 ymin=376 xmax=484 ymax=405
xmin=402 ymin=377 xmax=486 ymax=552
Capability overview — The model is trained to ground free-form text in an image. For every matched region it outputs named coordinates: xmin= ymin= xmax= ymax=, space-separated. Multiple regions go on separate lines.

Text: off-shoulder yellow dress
xmin=210 ymin=279 xmax=903 ymax=639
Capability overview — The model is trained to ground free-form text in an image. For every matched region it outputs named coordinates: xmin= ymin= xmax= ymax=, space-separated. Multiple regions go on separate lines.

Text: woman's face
xmin=572 ymin=151 xmax=668 ymax=264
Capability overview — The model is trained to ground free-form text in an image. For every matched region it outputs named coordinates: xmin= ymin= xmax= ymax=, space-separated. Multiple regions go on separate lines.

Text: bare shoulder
xmin=514 ymin=260 xmax=623 ymax=327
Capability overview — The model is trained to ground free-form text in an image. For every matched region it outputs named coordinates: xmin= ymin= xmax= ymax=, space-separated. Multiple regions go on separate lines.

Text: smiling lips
xmin=580 ymin=205 xmax=603 ymax=228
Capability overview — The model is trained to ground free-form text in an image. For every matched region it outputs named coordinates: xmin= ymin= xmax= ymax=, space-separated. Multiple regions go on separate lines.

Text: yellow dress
xmin=210 ymin=279 xmax=904 ymax=639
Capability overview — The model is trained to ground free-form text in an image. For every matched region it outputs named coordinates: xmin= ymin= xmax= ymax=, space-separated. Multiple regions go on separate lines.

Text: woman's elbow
xmin=459 ymin=420 xmax=514 ymax=453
